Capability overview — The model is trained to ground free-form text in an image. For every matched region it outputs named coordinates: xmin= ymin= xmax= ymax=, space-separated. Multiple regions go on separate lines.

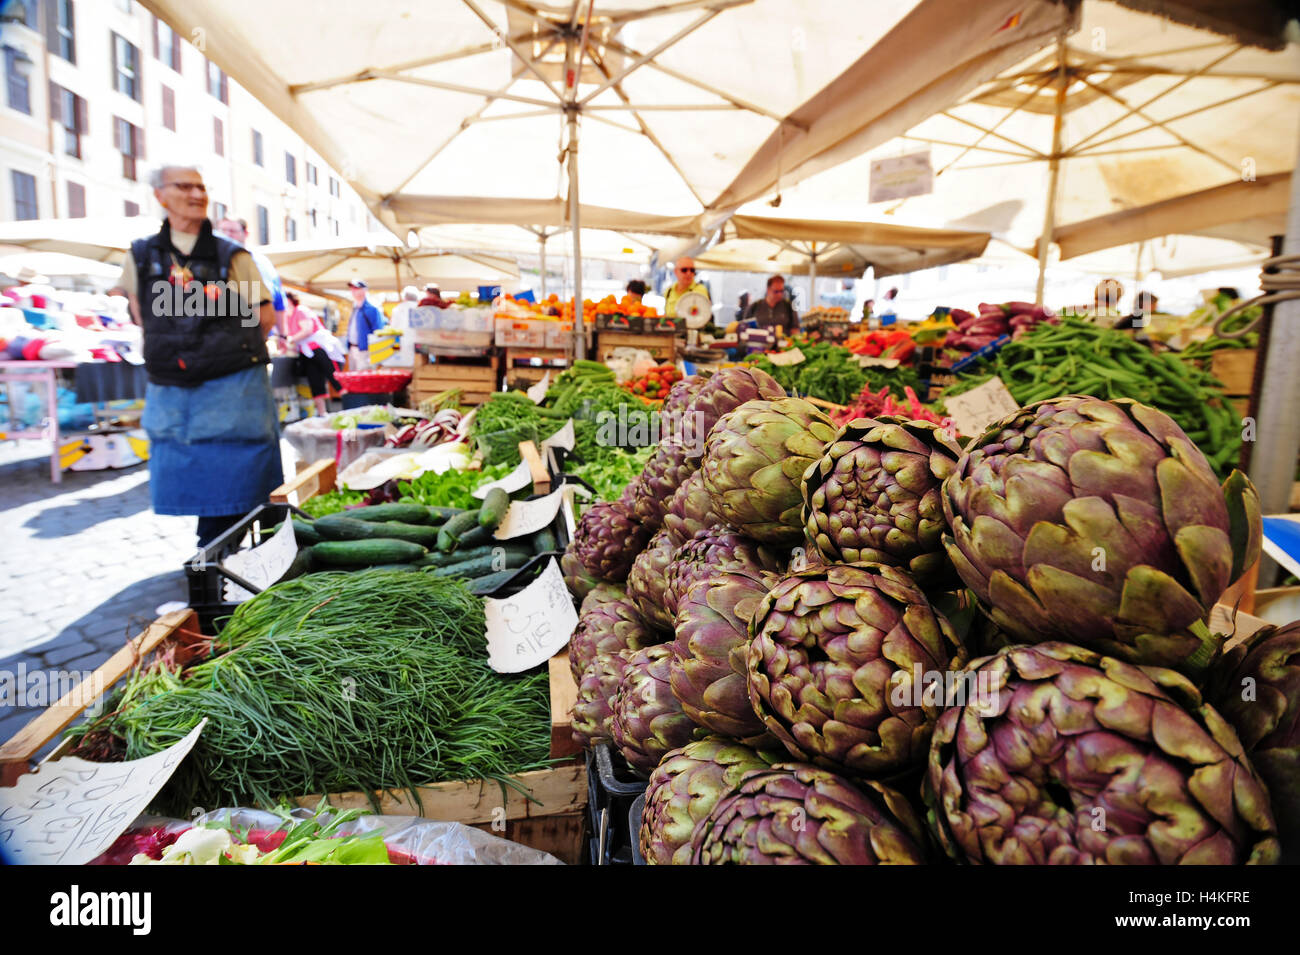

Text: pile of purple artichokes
xmin=561 ymin=370 xmax=1289 ymax=865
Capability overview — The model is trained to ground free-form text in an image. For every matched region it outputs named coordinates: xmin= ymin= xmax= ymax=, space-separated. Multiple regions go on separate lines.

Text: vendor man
xmin=112 ymin=163 xmax=281 ymax=548
xmin=345 ymin=278 xmax=386 ymax=369
xmin=664 ymin=256 xmax=710 ymax=318
xmin=744 ymin=274 xmax=798 ymax=331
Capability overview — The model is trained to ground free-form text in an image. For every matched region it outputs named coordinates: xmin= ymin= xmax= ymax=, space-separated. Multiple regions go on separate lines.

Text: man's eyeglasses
xmin=163 ymin=182 xmax=208 ymax=194
xmin=678 ymin=267 xmax=696 ymax=273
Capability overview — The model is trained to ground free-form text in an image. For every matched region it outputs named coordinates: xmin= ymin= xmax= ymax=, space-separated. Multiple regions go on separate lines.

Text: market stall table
xmin=0 ymin=360 xmax=77 ymax=483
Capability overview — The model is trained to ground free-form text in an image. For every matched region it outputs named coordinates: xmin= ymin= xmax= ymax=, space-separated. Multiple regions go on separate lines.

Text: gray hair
xmin=148 ymin=163 xmax=203 ymax=190
xmin=402 ymin=285 xmax=420 ymax=302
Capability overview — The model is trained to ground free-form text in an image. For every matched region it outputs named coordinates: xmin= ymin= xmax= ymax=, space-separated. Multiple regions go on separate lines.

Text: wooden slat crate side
xmin=549 ymin=651 xmax=580 ymax=759
xmin=472 ymin=811 xmax=586 ymax=864
xmin=414 ymin=364 xmax=499 ymax=384
xmin=1210 ymin=349 xmax=1257 ymax=396
xmin=411 ymin=389 xmax=494 ymax=406
xmin=270 ymin=458 xmax=337 ymax=505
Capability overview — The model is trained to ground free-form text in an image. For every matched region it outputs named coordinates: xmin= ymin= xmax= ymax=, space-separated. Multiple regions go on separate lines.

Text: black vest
xmin=133 ymin=219 xmax=269 ymax=387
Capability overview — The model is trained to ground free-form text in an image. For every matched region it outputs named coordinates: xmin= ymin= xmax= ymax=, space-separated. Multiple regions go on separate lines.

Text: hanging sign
xmin=483 ymin=559 xmax=579 ymax=673
xmin=869 ymin=151 xmax=934 ymax=203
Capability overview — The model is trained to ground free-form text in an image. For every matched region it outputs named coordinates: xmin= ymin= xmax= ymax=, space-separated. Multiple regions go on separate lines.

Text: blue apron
xmin=142 ymin=366 xmax=282 ymax=516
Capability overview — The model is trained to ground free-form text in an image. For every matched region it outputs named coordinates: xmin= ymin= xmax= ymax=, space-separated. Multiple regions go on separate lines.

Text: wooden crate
xmin=1210 ymin=349 xmax=1257 ymax=396
xmin=0 ymin=611 xmax=590 ymax=864
xmin=270 ymin=458 xmax=337 ymax=505
xmin=595 ymin=330 xmax=677 ymax=363
xmin=411 ymin=356 xmax=499 ymax=406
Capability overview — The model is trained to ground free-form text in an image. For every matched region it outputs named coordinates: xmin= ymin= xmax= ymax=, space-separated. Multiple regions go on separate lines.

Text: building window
xmin=308 ymin=208 xmax=317 ymax=229
xmin=213 ymin=116 xmax=224 ymax=156
xmin=152 ymin=16 xmax=181 ymax=72
xmin=206 ymin=60 xmax=227 ymax=103
xmin=306 ymin=162 xmax=317 ymax=186
xmin=328 ymin=176 xmax=339 ymax=198
xmin=212 ymin=200 xmax=227 ymax=222
xmin=285 ymin=217 xmax=296 ymax=241
xmin=11 ymin=170 xmax=38 ymax=219
xmin=4 ymin=46 xmax=31 ymax=114
xmin=67 ymin=181 xmax=85 ymax=217
xmin=284 ymin=151 xmax=296 ymax=185
xmin=18 ymin=0 xmax=38 ymax=28
xmin=124 ymin=199 xmax=139 ymax=216
xmin=161 ymin=84 xmax=175 ymax=130
xmin=111 ymin=33 xmax=140 ymax=101
xmin=46 ymin=0 xmax=75 ymax=65
xmin=333 ymin=219 xmax=340 ymax=236
xmin=252 ymin=129 xmax=263 ymax=166
xmin=255 ymin=206 xmax=270 ymax=245
xmin=50 ymin=84 xmax=87 ymax=158
xmin=114 ymin=116 xmax=144 ymax=181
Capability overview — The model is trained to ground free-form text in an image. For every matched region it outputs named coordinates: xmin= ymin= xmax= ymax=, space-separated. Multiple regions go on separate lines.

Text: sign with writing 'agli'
xmin=869 ymin=151 xmax=934 ymax=203
xmin=484 ymin=558 xmax=578 ymax=673
xmin=221 ymin=519 xmax=297 ymax=603
xmin=473 ymin=459 xmax=532 ymax=500
xmin=943 ymin=377 xmax=1020 ymax=439
xmin=765 ymin=347 xmax=806 ymax=367
xmin=540 ymin=419 xmax=575 ymax=453
xmin=0 ymin=720 xmax=206 ymax=865
xmin=494 ymin=486 xmax=566 ymax=540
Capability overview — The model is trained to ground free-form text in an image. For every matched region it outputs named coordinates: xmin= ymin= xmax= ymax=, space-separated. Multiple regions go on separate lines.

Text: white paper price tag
xmin=484 ymin=559 xmax=578 ymax=673
xmin=525 ymin=372 xmax=551 ymax=404
xmin=472 ymin=459 xmax=532 ymax=500
xmin=944 ymin=377 xmax=1020 ymax=438
xmin=0 ymin=720 xmax=206 ymax=865
xmin=540 ymin=418 xmax=575 ymax=453
xmin=221 ymin=520 xmax=297 ymax=603
xmin=493 ymin=486 xmax=566 ymax=540
xmin=766 ymin=347 xmax=806 ymax=367
xmin=857 ymin=355 xmax=901 ymax=369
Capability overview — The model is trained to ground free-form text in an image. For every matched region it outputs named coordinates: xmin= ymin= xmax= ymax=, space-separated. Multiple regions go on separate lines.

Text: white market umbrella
xmin=0 ymin=251 xmax=123 ymax=284
xmin=0 ymin=216 xmax=160 ymax=263
xmin=260 ymin=235 xmax=520 ymax=293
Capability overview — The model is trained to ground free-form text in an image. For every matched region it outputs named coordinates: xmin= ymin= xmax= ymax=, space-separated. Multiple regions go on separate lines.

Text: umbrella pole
xmin=1035 ymin=34 xmax=1069 ymax=306
xmin=568 ymin=109 xmax=585 ymax=360
xmin=809 ymin=243 xmax=818 ymax=312
xmin=539 ymin=233 xmax=547 ymax=299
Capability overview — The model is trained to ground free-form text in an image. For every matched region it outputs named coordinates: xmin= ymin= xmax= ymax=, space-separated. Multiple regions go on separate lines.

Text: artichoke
xmin=942 ymin=396 xmax=1262 ymax=671
xmin=701 ymin=397 xmax=838 ymax=545
xmin=690 ymin=763 xmax=928 ymax=864
xmin=927 ymin=641 xmax=1280 ymax=865
xmin=1208 ymin=622 xmax=1300 ymax=849
xmin=630 ymin=438 xmax=698 ymax=530
xmin=802 ymin=417 xmax=962 ymax=582
xmin=571 ymin=652 xmax=630 ymax=748
xmin=662 ymin=471 xmax=722 ymax=547
xmin=611 ymin=644 xmax=697 ymax=775
xmin=625 ymin=529 xmax=679 ymax=634
xmin=572 ymin=499 xmax=652 ymax=582
xmin=568 ymin=585 xmax=662 ymax=685
xmin=681 ymin=366 xmax=786 ymax=459
xmin=747 ymin=562 xmax=960 ymax=777
xmin=670 ymin=571 xmax=775 ymax=743
xmin=662 ymin=527 xmax=785 ymax=622
xmin=659 ymin=375 xmax=708 ymax=433
xmin=639 ymin=738 xmax=778 ymax=865
xmin=561 ymin=546 xmax=602 ymax=604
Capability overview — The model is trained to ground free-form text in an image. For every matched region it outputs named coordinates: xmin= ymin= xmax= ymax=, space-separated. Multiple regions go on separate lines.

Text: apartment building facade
xmin=0 ymin=0 xmax=374 ymax=244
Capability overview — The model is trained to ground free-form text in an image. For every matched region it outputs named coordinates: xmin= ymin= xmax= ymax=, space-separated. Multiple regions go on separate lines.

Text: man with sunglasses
xmin=112 ymin=164 xmax=282 ymax=548
xmin=664 ymin=256 xmax=710 ymax=319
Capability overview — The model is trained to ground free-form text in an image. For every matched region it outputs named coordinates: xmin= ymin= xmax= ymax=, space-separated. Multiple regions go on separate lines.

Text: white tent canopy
xmin=0 ymin=216 xmax=160 ymax=263
xmin=259 ymin=236 xmax=520 ymax=293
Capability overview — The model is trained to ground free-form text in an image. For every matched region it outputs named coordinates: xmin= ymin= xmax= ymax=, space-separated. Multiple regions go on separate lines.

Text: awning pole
xmin=539 ymin=233 xmax=548 ymax=299
xmin=1035 ymin=34 xmax=1069 ymax=306
xmin=809 ymin=243 xmax=818 ymax=311
xmin=568 ymin=110 xmax=585 ymax=360
xmin=1249 ymin=122 xmax=1300 ymax=585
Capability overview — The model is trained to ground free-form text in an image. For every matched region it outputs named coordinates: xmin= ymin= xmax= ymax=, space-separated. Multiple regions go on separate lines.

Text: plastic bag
xmin=283 ymin=405 xmax=422 ymax=472
xmin=90 ymin=808 xmax=564 ymax=865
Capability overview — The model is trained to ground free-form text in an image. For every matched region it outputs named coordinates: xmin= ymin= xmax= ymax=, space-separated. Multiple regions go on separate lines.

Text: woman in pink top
xmin=284 ymin=290 xmax=341 ymax=416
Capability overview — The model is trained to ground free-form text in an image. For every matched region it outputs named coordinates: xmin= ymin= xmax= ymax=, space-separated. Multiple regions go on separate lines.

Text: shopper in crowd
xmin=345 ymin=279 xmax=386 ymax=370
xmin=215 ymin=216 xmax=287 ymax=331
xmin=389 ymin=285 xmax=420 ymax=332
xmin=665 ymin=256 xmax=710 ymax=318
xmin=419 ymin=283 xmax=451 ymax=308
xmin=745 ymin=274 xmax=799 ymax=331
xmin=1115 ymin=291 xmax=1159 ymax=331
xmin=625 ymin=279 xmax=648 ymax=305
xmin=111 ymin=163 xmax=281 ymax=548
xmin=284 ymin=289 xmax=343 ymax=417
xmin=1094 ymin=278 xmax=1125 ymax=320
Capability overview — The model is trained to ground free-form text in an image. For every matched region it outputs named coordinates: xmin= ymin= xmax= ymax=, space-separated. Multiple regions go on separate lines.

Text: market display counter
xmin=594 ymin=329 xmax=677 ymax=363
xmin=0 ymin=359 xmax=78 ymax=483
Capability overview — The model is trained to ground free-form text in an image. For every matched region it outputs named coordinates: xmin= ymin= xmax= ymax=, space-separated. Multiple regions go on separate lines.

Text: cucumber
xmin=365 ymin=563 xmax=422 ymax=573
xmin=341 ymin=503 xmax=433 ymax=524
xmin=428 ymin=506 xmax=468 ymax=522
xmin=454 ymin=525 xmax=493 ymax=551
xmin=269 ymin=519 xmax=322 ymax=545
xmin=437 ymin=510 xmax=484 ymax=553
xmin=281 ymin=547 xmax=314 ymax=581
xmin=479 ymin=488 xmax=510 ymax=530
xmin=417 ymin=543 xmax=532 ymax=569
xmin=429 ymin=549 xmax=532 ymax=578
xmin=367 ymin=521 xmax=442 ymax=547
xmin=311 ymin=539 xmax=428 ymax=567
xmin=313 ymin=514 xmax=393 ymax=541
xmin=532 ymin=526 xmax=558 ymax=554
xmin=467 ymin=568 xmax=526 ymax=596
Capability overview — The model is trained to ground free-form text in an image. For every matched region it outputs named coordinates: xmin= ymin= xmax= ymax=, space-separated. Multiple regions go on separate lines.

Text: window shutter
xmin=48 ymin=81 xmax=61 ymax=123
xmin=43 ymin=0 xmax=58 ymax=53
xmin=112 ymin=115 xmax=121 ymax=150
xmin=151 ymin=16 xmax=159 ymax=59
xmin=162 ymin=85 xmax=174 ymax=130
xmin=172 ymin=32 xmax=182 ymax=72
xmin=75 ymin=94 xmax=87 ymax=135
xmin=134 ymin=123 xmax=145 ymax=161
xmin=110 ymin=34 xmax=118 ymax=91
xmin=220 ymin=71 xmax=228 ymax=104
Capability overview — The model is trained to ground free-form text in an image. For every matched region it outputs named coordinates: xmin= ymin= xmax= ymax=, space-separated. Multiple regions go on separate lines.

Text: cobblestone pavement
xmin=0 ymin=443 xmax=200 ymax=747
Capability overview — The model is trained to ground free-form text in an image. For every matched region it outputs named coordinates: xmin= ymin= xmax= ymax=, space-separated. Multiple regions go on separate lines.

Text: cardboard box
xmin=495 ymin=318 xmax=548 ymax=348
xmin=595 ymin=313 xmax=641 ymax=332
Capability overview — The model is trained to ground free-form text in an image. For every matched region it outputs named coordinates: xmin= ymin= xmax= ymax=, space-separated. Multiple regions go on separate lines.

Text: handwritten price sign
xmin=483 ymin=559 xmax=578 ymax=673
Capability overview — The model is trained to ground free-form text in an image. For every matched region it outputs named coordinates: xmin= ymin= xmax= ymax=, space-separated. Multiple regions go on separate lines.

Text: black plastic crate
xmin=186 ymin=502 xmax=308 ymax=633
xmin=587 ymin=743 xmax=648 ymax=865
xmin=629 ymin=793 xmax=646 ymax=865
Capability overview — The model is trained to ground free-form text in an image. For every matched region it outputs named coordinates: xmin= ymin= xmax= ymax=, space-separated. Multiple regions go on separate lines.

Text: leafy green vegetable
xmin=300 ymin=488 xmax=367 ymax=518
xmin=565 ymin=445 xmax=656 ymax=500
xmin=396 ymin=462 xmax=513 ymax=510
xmin=469 ymin=392 xmax=568 ymax=466
xmin=749 ymin=343 xmax=870 ymax=405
